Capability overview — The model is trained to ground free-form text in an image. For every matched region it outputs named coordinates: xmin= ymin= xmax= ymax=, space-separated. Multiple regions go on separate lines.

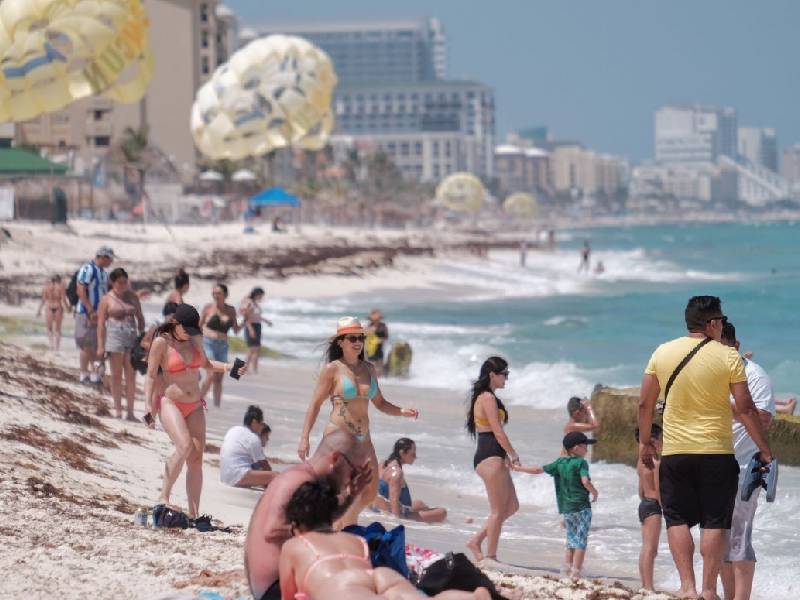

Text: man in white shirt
xmin=720 ymin=322 xmax=776 ymax=600
xmin=220 ymin=405 xmax=278 ymax=488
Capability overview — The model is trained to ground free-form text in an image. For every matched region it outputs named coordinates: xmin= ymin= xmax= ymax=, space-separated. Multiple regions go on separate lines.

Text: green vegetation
xmin=227 ymin=335 xmax=292 ymax=359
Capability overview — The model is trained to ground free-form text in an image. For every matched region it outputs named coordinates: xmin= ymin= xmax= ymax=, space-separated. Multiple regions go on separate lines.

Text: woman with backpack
xmin=96 ymin=268 xmax=145 ymax=420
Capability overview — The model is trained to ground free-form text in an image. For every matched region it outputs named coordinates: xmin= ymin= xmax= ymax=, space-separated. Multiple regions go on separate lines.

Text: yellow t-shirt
xmin=645 ymin=336 xmax=746 ymax=456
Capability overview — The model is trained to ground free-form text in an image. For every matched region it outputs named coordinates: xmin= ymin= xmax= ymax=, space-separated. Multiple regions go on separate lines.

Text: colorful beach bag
xmin=344 ymin=521 xmax=409 ymax=577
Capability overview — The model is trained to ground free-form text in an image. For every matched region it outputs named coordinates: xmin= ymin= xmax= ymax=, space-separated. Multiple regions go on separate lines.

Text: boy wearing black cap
xmin=512 ymin=431 xmax=598 ymax=579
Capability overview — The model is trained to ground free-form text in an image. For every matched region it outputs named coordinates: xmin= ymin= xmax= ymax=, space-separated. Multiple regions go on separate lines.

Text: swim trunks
xmin=564 ymin=506 xmax=592 ymax=550
xmin=660 ymin=454 xmax=739 ymax=529
xmin=638 ymin=497 xmax=662 ymax=524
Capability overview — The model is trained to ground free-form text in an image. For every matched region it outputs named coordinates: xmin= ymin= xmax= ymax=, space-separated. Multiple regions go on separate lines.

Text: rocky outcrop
xmin=590 ymin=386 xmax=800 ymax=466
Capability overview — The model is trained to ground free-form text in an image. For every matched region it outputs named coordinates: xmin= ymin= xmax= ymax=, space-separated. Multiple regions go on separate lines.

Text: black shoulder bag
xmin=663 ymin=337 xmax=713 ymax=406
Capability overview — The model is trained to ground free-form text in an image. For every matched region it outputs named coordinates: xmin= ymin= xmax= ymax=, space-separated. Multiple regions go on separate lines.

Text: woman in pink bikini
xmin=97 ymin=268 xmax=145 ymax=420
xmin=298 ymin=316 xmax=418 ymax=528
xmin=143 ymin=303 xmax=246 ymax=517
xmin=279 ymin=476 xmax=488 ymax=600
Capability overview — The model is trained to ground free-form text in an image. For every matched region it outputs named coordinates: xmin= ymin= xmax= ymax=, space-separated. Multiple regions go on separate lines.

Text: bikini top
xmin=206 ymin=313 xmax=233 ymax=333
xmin=474 ymin=395 xmax=508 ymax=428
xmin=295 ymin=534 xmax=370 ymax=600
xmin=165 ymin=344 xmax=203 ymax=374
xmin=107 ymin=292 xmax=136 ymax=321
xmin=332 ymin=364 xmax=378 ymax=403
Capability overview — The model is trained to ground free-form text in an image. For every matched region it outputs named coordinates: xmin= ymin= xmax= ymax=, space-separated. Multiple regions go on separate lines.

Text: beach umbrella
xmin=435 ymin=172 xmax=486 ymax=213
xmin=0 ymin=0 xmax=153 ymax=122
xmin=199 ymin=170 xmax=224 ymax=182
xmin=190 ymin=34 xmax=338 ymax=160
xmin=249 ymin=186 xmax=300 ymax=207
xmin=503 ymin=192 xmax=538 ymax=218
xmin=232 ymin=168 xmax=257 ymax=182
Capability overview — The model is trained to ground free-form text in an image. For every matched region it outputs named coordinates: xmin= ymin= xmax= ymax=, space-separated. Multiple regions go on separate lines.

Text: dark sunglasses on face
xmin=706 ymin=316 xmax=728 ymax=324
xmin=344 ymin=335 xmax=365 ymax=343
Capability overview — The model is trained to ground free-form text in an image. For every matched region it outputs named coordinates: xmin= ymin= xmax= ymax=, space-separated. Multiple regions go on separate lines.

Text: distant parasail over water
xmin=191 ymin=34 xmax=338 ymax=160
xmin=0 ymin=0 xmax=153 ymax=122
xmin=435 ymin=172 xmax=487 ymax=213
xmin=503 ymin=192 xmax=538 ymax=218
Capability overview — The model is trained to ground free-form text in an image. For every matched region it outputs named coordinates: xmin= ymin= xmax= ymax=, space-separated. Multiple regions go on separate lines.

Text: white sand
xmin=0 ymin=223 xmax=676 ymax=599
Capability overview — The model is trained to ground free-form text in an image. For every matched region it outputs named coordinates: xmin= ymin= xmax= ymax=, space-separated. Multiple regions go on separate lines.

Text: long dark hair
xmin=466 ymin=356 xmax=509 ymax=438
xmin=384 ymin=437 xmax=414 ymax=468
xmin=325 ymin=335 xmax=365 ymax=363
xmin=285 ymin=476 xmax=340 ymax=532
xmin=174 ymin=269 xmax=189 ymax=290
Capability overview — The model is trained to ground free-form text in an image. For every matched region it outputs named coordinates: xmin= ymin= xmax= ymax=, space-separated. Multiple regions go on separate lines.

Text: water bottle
xmin=134 ymin=507 xmax=148 ymax=527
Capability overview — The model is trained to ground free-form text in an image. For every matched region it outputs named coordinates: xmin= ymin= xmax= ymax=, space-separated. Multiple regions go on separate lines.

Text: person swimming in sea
xmin=297 ymin=316 xmax=418 ymax=527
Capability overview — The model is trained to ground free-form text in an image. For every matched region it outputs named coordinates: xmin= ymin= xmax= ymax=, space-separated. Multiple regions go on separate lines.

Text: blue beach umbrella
xmin=248 ymin=187 xmax=301 ymax=207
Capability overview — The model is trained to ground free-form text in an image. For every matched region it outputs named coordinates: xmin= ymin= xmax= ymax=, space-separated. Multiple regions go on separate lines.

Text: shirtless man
xmin=37 ymin=274 xmax=69 ymax=350
xmin=245 ymin=429 xmax=371 ymax=600
xmin=564 ymin=396 xmax=601 ymax=435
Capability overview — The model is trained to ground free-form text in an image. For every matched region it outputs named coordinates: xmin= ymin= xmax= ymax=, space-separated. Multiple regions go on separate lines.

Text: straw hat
xmin=336 ymin=316 xmax=364 ymax=336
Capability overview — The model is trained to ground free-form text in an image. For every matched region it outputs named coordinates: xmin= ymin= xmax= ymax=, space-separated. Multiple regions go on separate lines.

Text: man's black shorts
xmin=660 ymin=454 xmax=739 ymax=529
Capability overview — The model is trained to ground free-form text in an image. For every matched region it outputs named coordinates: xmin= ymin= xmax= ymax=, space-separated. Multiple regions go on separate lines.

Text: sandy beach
xmin=0 ymin=221 xmax=733 ymax=599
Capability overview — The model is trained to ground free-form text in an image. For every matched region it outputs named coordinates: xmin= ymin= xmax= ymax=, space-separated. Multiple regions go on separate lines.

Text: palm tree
xmin=119 ymin=126 xmax=151 ymax=226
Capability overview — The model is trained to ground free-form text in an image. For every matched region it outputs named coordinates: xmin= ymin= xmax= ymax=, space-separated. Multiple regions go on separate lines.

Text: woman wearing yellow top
xmin=465 ymin=356 xmax=520 ymax=564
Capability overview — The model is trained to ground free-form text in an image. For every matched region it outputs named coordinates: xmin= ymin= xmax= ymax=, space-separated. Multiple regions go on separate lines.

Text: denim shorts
xmin=203 ymin=336 xmax=229 ymax=362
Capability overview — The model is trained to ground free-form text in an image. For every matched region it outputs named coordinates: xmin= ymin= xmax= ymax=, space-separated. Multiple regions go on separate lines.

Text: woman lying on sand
xmin=279 ymin=476 xmax=489 ymax=600
xmin=298 ymin=316 xmax=418 ymax=527
xmin=374 ymin=437 xmax=447 ymax=523
xmin=143 ymin=303 xmax=246 ymax=517
xmin=36 ymin=274 xmax=69 ymax=350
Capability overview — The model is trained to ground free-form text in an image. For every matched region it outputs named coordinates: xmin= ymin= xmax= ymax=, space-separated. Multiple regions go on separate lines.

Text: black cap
xmin=563 ymin=431 xmax=597 ymax=450
xmin=174 ymin=303 xmax=201 ymax=336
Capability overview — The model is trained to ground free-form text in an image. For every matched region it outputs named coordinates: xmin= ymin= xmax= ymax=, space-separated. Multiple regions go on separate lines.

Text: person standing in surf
xmin=297 ymin=316 xmax=418 ymax=528
xmin=465 ymin=356 xmax=520 ymax=565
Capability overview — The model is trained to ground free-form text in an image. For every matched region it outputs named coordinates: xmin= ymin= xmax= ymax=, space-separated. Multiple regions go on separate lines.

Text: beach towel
xmin=344 ymin=522 xmax=409 ymax=577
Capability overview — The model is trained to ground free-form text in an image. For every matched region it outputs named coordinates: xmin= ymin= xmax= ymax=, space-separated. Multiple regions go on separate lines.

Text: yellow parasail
xmin=503 ymin=192 xmax=538 ymax=218
xmin=191 ymin=34 xmax=338 ymax=160
xmin=435 ymin=172 xmax=486 ymax=213
xmin=0 ymin=0 xmax=153 ymax=122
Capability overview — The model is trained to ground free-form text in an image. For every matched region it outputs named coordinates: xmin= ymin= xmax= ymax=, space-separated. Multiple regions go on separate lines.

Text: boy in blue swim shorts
xmin=513 ymin=431 xmax=598 ymax=579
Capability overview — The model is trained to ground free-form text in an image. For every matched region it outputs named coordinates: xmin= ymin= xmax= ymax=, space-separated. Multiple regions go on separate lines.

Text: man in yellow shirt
xmin=638 ymin=296 xmax=771 ymax=600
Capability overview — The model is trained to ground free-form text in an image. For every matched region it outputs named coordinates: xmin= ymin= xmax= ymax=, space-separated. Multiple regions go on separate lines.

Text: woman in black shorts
xmin=465 ymin=356 xmax=520 ymax=564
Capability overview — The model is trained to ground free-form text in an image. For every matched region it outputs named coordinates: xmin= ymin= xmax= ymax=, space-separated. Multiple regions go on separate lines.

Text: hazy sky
xmin=225 ymin=1 xmax=799 ymax=161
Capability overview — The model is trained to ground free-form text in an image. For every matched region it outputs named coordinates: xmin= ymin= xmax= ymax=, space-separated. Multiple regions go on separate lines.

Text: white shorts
xmin=725 ymin=482 xmax=759 ymax=562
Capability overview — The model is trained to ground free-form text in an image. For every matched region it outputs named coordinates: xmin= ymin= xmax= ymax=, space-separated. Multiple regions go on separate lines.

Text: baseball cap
xmin=563 ymin=431 xmax=597 ymax=450
xmin=96 ymin=245 xmax=116 ymax=259
xmin=174 ymin=303 xmax=202 ymax=336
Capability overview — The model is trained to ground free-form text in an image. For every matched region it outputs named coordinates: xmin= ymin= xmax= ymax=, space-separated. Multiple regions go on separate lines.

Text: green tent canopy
xmin=0 ymin=148 xmax=68 ymax=175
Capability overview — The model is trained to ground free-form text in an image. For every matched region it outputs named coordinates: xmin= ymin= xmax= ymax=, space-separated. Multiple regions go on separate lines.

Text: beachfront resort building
xmin=738 ymin=127 xmax=778 ymax=172
xmin=256 ymin=17 xmax=495 ymax=182
xmin=494 ymin=144 xmax=552 ymax=197
xmin=549 ymin=145 xmax=627 ymax=198
xmin=254 ymin=17 xmax=447 ymax=83
xmin=14 ymin=0 xmax=239 ymax=178
xmin=655 ymin=104 xmax=738 ymax=166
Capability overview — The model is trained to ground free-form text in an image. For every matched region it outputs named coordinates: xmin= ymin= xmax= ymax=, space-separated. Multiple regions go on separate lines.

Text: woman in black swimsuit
xmin=199 ymin=283 xmax=240 ymax=407
xmin=465 ymin=356 xmax=520 ymax=565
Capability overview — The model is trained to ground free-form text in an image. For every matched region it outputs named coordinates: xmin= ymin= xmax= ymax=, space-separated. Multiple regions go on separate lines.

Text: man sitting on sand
xmin=244 ymin=429 xmax=372 ymax=600
xmin=220 ymin=405 xmax=278 ymax=489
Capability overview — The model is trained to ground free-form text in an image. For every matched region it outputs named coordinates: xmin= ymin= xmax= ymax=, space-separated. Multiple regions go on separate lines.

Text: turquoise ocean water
xmin=262 ymin=221 xmax=799 ymax=598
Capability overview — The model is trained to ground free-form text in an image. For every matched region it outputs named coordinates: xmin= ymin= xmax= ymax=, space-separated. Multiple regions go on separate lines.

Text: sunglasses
xmin=344 ymin=335 xmax=365 ymax=343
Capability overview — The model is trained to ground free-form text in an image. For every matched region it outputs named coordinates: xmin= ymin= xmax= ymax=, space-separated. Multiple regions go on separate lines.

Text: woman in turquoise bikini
xmin=298 ymin=316 xmax=418 ymax=527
